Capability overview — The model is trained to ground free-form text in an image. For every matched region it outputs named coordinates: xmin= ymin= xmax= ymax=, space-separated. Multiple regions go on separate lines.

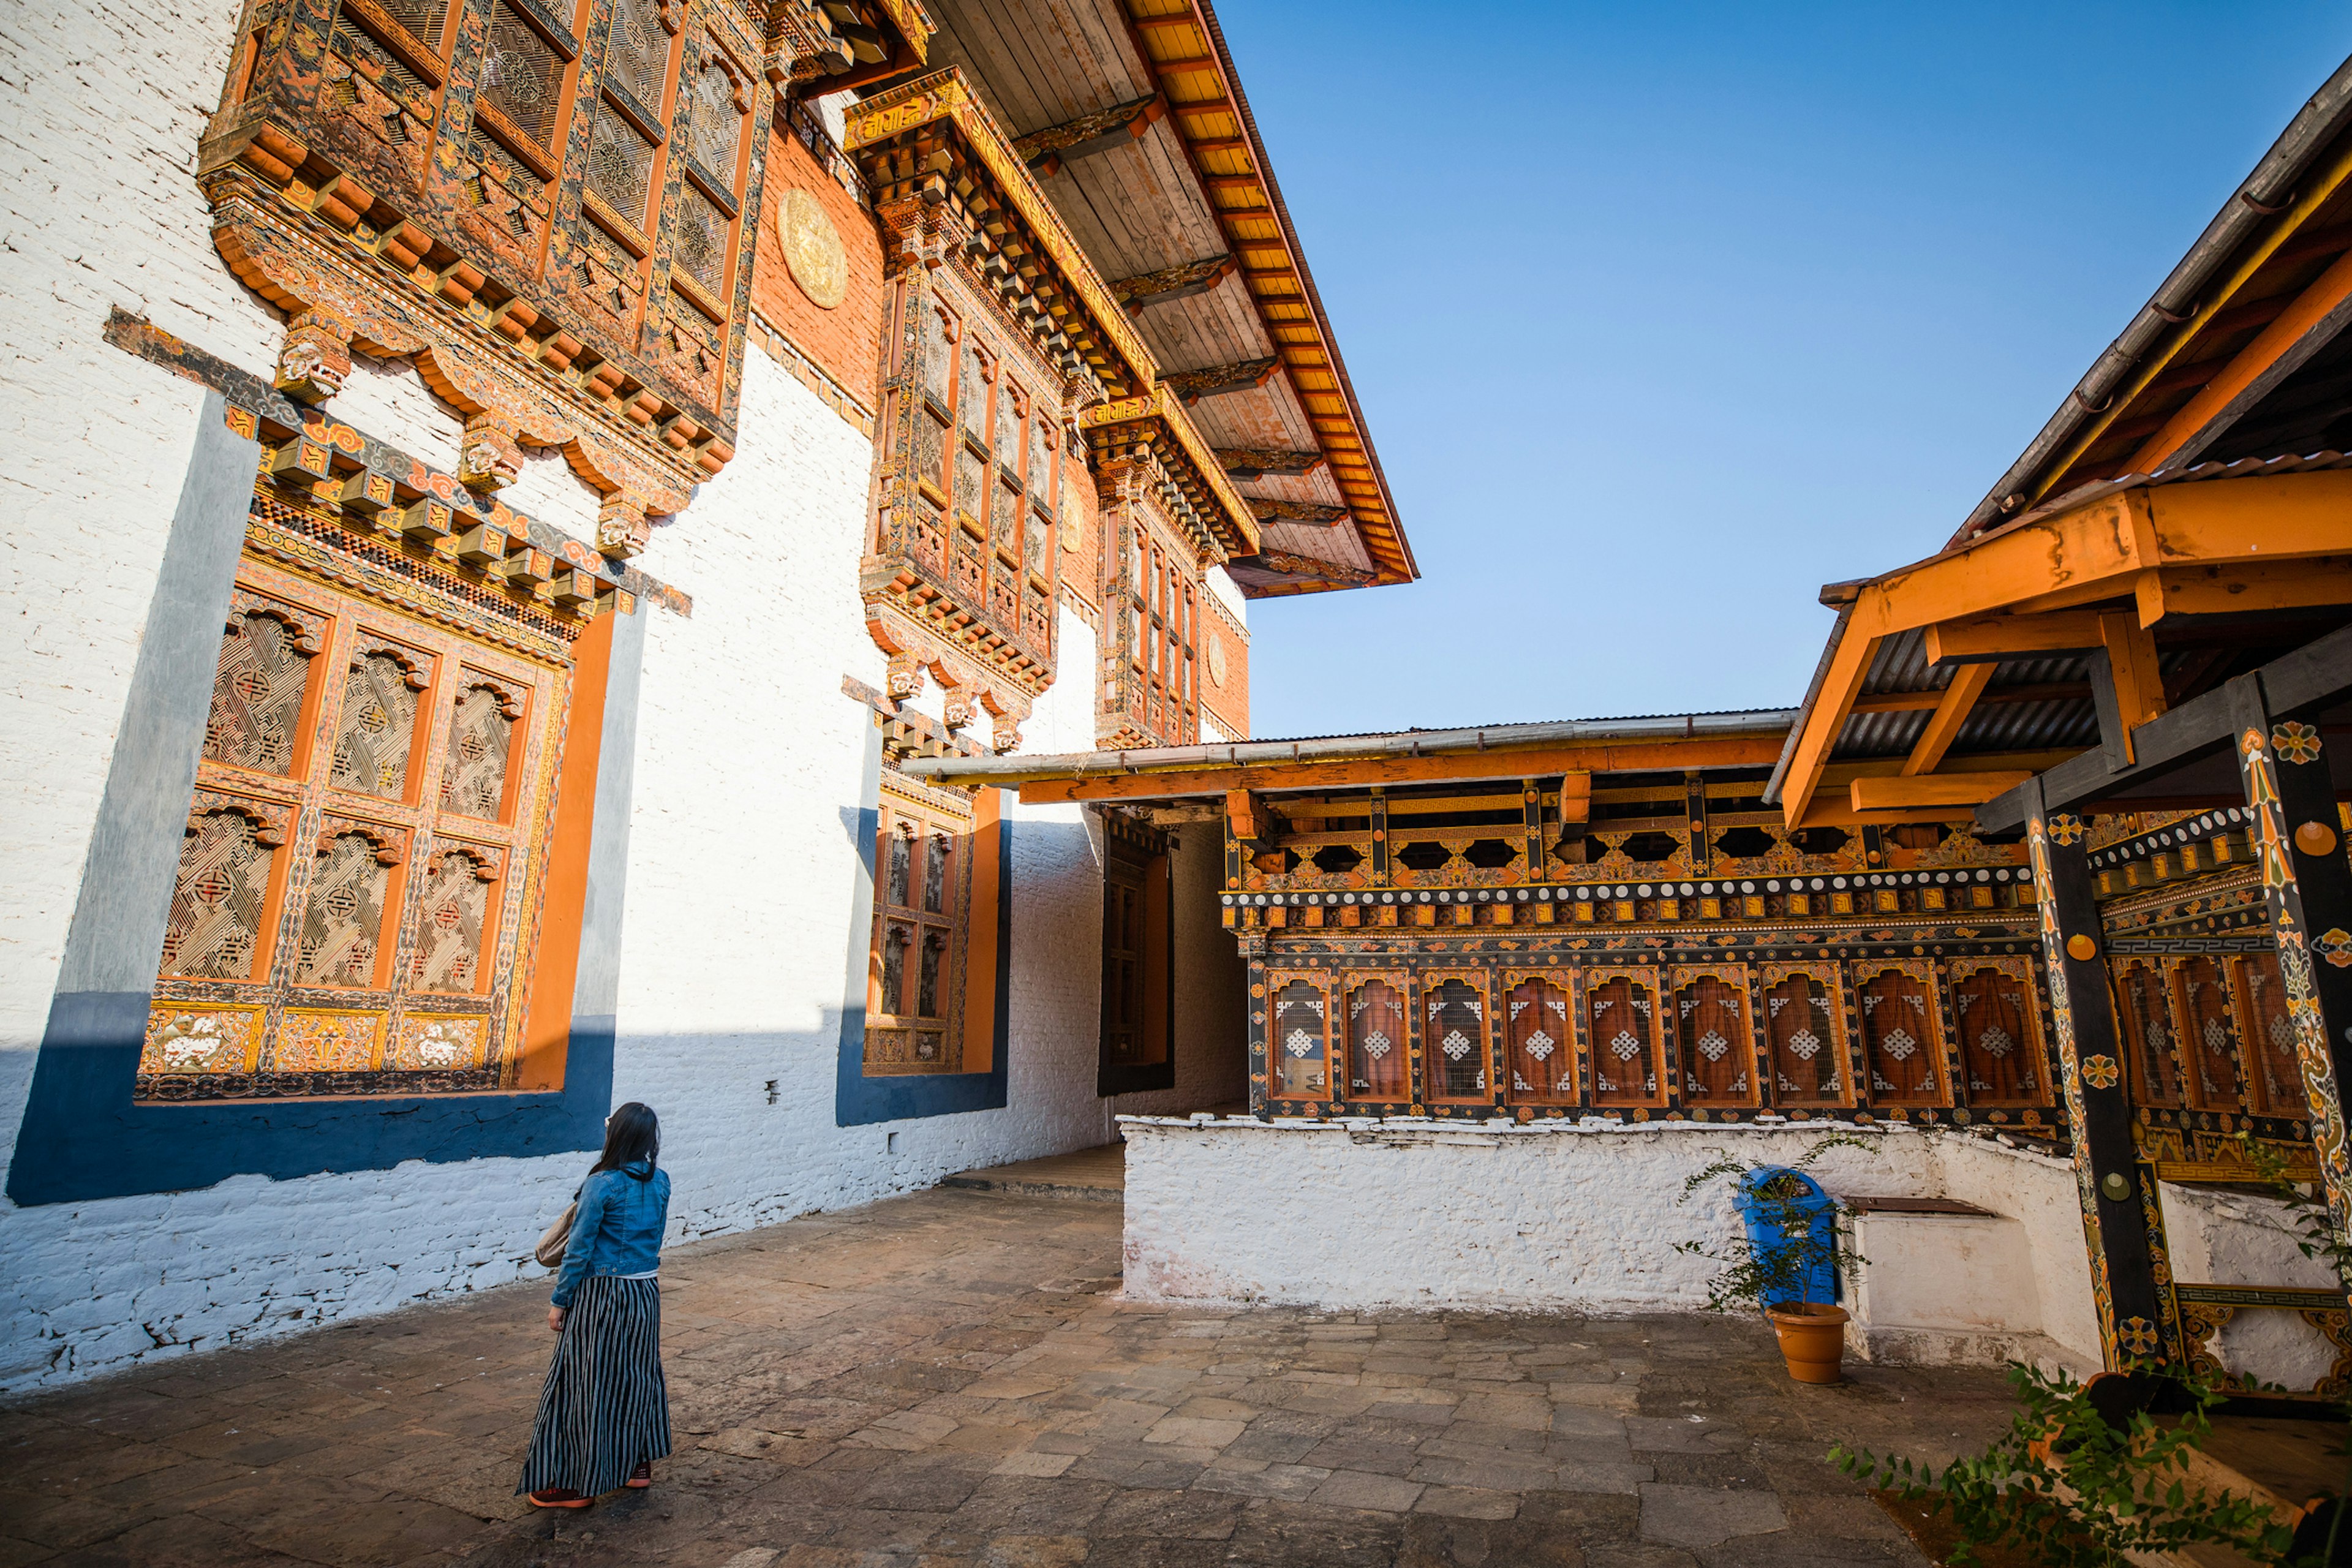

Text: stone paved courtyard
xmin=0 ymin=1185 xmax=2020 ymax=1567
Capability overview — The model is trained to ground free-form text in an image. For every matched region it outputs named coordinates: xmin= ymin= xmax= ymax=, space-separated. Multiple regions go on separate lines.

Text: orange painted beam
xmin=1016 ymin=739 xmax=1787 ymax=805
xmin=1924 ymin=611 xmax=2106 ymax=665
xmin=2135 ymin=558 xmax=2352 ymax=624
xmin=1901 ymin=663 xmax=1994 ymax=777
xmin=1776 ymin=622 xmax=1882 ymax=829
xmin=1851 ymin=772 xmax=2034 ymax=813
xmin=2097 ymin=611 xmax=2167 ymax=758
xmin=2128 ymin=248 xmax=2352 ymax=473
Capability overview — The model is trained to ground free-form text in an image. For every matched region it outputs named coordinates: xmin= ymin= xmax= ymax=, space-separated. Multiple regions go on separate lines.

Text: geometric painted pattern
xmin=409 ymin=847 xmax=492 ymax=994
xmin=298 ymin=831 xmax=390 ymax=987
xmin=204 ymin=612 xmax=312 ymax=775
xmin=330 ymin=651 xmax=423 ymax=801
xmin=439 ymin=684 xmax=514 ymax=820
xmin=161 ymin=809 xmax=275 ymax=980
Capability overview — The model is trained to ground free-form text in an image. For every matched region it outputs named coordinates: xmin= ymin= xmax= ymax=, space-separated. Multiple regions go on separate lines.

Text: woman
xmin=519 ymin=1102 xmax=674 ymax=1509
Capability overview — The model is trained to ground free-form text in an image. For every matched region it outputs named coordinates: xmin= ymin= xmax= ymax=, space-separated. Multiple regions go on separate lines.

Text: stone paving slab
xmin=0 ymin=1188 xmax=2019 ymax=1566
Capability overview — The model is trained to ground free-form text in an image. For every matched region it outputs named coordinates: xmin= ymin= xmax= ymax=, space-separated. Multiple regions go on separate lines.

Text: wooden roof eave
xmin=844 ymin=67 xmax=1159 ymax=398
xmin=1112 ymin=0 xmax=1415 ymax=592
xmin=1079 ymin=382 xmax=1262 ymax=559
xmin=1768 ymin=466 xmax=2352 ymax=827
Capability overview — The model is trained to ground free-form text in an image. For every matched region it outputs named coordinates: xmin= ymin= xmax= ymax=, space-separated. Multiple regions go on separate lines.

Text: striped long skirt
xmin=517 ymin=1276 xmax=671 ymax=1498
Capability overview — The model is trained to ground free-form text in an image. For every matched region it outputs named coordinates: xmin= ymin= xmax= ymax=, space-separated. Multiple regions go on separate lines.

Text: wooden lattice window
xmin=1110 ymin=513 xmax=1200 ymax=747
xmin=1948 ymin=958 xmax=2047 ymax=1108
xmin=1501 ymin=973 xmax=1575 ymax=1105
xmin=867 ymin=778 xmax=971 ymax=1075
xmin=1854 ymin=962 xmax=1946 ymax=1106
xmin=2113 ymin=959 xmax=2183 ymax=1107
xmin=2231 ymin=952 xmax=2307 ymax=1118
xmin=1344 ymin=976 xmax=1409 ymax=1102
xmin=1759 ymin=965 xmax=1846 ymax=1106
xmin=1270 ymin=976 xmax=1330 ymax=1099
xmin=2166 ymin=956 xmax=2244 ymax=1114
xmin=1673 ymin=965 xmax=1754 ymax=1106
xmin=1425 ymin=974 xmax=1490 ymax=1102
xmin=143 ymin=565 xmax=562 ymax=1097
xmin=1584 ymin=968 xmax=1664 ymax=1107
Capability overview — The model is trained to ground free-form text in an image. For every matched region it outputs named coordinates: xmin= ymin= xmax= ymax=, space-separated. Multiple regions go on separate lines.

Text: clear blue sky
xmin=1219 ymin=2 xmax=2352 ymax=739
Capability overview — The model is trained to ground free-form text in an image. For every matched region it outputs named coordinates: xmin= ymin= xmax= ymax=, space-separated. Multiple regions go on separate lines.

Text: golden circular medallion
xmin=778 ymin=188 xmax=846 ymax=310
xmin=1207 ymin=630 xmax=1227 ymax=688
xmin=1058 ymin=475 xmax=1084 ymax=554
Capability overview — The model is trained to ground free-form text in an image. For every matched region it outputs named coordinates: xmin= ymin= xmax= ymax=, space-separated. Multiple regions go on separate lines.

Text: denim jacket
xmin=551 ymin=1159 xmax=671 ymax=1309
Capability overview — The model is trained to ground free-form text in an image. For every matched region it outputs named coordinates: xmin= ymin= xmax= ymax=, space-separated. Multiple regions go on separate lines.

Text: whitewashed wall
xmin=1120 ymin=1118 xmax=2101 ymax=1369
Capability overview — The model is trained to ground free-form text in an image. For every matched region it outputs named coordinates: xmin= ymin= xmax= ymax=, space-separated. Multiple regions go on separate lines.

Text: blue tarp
xmin=1735 ymin=1166 xmax=1839 ymax=1308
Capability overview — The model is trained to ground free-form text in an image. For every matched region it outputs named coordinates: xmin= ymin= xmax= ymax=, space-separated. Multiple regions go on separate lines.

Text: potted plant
xmin=1674 ymin=1136 xmax=1868 ymax=1383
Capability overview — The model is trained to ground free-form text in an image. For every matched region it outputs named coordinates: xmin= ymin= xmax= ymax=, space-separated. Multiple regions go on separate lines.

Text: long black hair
xmin=592 ymin=1101 xmax=659 ymax=1177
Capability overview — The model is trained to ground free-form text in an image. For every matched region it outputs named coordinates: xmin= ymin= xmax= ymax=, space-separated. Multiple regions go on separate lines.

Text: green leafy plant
xmin=1833 ymin=1360 xmax=2298 ymax=1567
xmin=1672 ymin=1133 xmax=1871 ymax=1313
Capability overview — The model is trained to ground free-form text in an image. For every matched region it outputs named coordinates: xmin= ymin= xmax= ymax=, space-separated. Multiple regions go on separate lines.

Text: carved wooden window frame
xmin=1670 ymin=962 xmax=1757 ymax=1109
xmin=1579 ymin=964 xmax=1666 ymax=1109
xmin=1421 ymin=967 xmax=1494 ymax=1106
xmin=143 ymin=558 xmax=567 ymax=1098
xmin=865 ymin=771 xmax=977 ymax=1076
xmin=2166 ymin=954 xmax=2247 ymax=1115
xmin=1756 ymin=961 xmax=1853 ymax=1110
xmin=2112 ymin=956 xmax=2184 ymax=1109
xmin=2227 ymin=951 xmax=2307 ymax=1119
xmin=1499 ymin=967 xmax=1577 ymax=1108
xmin=1339 ymin=970 xmax=1411 ymax=1106
xmin=1850 ymin=958 xmax=1950 ymax=1108
xmin=1945 ymin=955 xmax=2051 ymax=1110
xmin=1266 ymin=969 xmax=1333 ymax=1106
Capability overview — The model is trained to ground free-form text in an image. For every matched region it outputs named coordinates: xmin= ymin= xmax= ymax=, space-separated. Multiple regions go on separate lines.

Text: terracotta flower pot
xmin=1765 ymin=1302 xmax=1850 ymax=1384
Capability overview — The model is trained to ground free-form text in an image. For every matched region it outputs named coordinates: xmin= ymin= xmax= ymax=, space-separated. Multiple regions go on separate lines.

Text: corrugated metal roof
xmin=1827 ymin=638 xmax=2198 ymax=763
xmin=1991 ymin=448 xmax=2352 ymax=537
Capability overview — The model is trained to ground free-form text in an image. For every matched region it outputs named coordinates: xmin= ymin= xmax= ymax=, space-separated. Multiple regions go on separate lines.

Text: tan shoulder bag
xmin=534 ymin=1200 xmax=578 ymax=1268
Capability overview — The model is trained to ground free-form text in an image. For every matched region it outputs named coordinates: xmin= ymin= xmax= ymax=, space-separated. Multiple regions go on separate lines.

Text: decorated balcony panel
xmin=846 ymin=68 xmax=1158 ymax=751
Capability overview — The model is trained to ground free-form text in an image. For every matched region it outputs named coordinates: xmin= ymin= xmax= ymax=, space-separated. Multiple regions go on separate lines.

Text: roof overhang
xmin=901 ymin=714 xmax=1796 ymax=805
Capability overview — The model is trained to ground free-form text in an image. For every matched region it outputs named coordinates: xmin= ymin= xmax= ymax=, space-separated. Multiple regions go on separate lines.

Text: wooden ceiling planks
xmin=910 ymin=0 xmax=1413 ymax=593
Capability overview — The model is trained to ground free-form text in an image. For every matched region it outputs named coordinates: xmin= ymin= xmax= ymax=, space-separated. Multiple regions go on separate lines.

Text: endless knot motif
xmin=1785 ymin=1028 xmax=1821 ymax=1061
xmin=2203 ymin=1018 xmax=2231 ymax=1054
xmin=1284 ymin=1028 xmax=1316 ymax=1058
xmin=1977 ymin=1025 xmax=2013 ymax=1059
xmin=1361 ymin=1030 xmax=1392 ymax=1060
xmin=1697 ymin=1031 xmax=1728 ymax=1062
xmin=2273 ymin=1016 xmax=2297 ymax=1050
xmin=1608 ymin=1030 xmax=1642 ymax=1061
xmin=1441 ymin=1030 xmax=1473 ymax=1061
xmin=1882 ymin=1028 xmax=1918 ymax=1061
xmin=1523 ymin=1030 xmax=1556 ymax=1061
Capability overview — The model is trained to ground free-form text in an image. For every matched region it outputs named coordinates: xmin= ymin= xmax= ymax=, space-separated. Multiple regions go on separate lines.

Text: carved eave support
xmin=459 ymin=413 xmax=524 ymax=492
xmin=276 ymin=309 xmax=354 ymax=404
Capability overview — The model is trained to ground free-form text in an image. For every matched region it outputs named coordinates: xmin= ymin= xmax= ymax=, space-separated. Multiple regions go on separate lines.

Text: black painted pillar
xmin=2025 ymin=777 xmax=2174 ymax=1369
xmin=2230 ymin=674 xmax=2352 ymax=1253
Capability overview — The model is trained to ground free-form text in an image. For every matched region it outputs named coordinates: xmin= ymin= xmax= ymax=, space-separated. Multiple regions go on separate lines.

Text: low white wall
xmin=2160 ymin=1182 xmax=2343 ymax=1391
xmin=1120 ymin=1118 xmax=2100 ymax=1368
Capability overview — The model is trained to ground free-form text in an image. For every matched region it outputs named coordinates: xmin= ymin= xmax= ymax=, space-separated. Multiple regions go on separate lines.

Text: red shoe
xmin=626 ymin=1463 xmax=652 ymax=1489
xmin=529 ymin=1488 xmax=590 ymax=1509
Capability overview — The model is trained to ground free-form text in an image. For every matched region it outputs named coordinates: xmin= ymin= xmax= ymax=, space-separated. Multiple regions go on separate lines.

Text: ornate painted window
xmin=1583 ymin=967 xmax=1664 ymax=1107
xmin=1501 ymin=973 xmax=1575 ymax=1106
xmin=1270 ymin=975 xmax=1330 ymax=1100
xmin=1947 ymin=957 xmax=2046 ymax=1107
xmin=865 ymin=771 xmax=997 ymax=1076
xmin=1758 ymin=963 xmax=1846 ymax=1107
xmin=1098 ymin=813 xmax=1172 ymax=1095
xmin=2113 ymin=958 xmax=2183 ymax=1108
xmin=1853 ymin=960 xmax=1946 ymax=1106
xmin=1673 ymin=965 xmax=1753 ymax=1106
xmin=2230 ymin=952 xmax=2307 ymax=1118
xmin=1343 ymin=975 xmax=1409 ymax=1102
xmin=1425 ymin=974 xmax=1490 ymax=1102
xmin=143 ymin=568 xmax=566 ymax=1098
xmin=2168 ymin=956 xmax=2244 ymax=1114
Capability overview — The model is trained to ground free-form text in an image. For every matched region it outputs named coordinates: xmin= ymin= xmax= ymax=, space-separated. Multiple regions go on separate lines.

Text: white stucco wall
xmin=1120 ymin=1118 xmax=2101 ymax=1367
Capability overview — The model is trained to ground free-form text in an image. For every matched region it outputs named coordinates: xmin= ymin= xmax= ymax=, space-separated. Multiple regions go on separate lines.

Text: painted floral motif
xmin=2318 ymin=929 xmax=2352 ymax=969
xmin=141 ymin=1008 xmax=258 ymax=1074
xmin=2273 ymin=721 xmax=2324 ymax=766
xmin=2119 ymin=1316 xmax=2161 ymax=1357
xmin=271 ymin=1010 xmax=381 ymax=1072
xmin=2082 ymin=1054 xmax=2122 ymax=1090
xmin=2046 ymin=814 xmax=2087 ymax=846
xmin=393 ymin=1015 xmax=489 ymax=1071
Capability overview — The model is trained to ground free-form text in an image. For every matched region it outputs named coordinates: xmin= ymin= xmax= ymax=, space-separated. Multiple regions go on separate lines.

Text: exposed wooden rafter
xmin=1247 ymin=499 xmax=1347 ymax=526
xmin=1899 ymin=663 xmax=1992 ymax=777
xmin=1110 ymin=253 xmax=1235 ymax=310
xmin=1164 ymin=355 xmax=1278 ymax=403
xmin=1215 ymin=446 xmax=1325 ymax=480
xmin=1226 ymin=548 xmax=1373 ymax=589
xmin=1010 ymin=91 xmax=1163 ymax=178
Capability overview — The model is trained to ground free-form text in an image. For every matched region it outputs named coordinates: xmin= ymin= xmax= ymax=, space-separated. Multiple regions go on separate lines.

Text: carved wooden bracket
xmin=275 ymin=309 xmax=354 ymax=405
xmin=458 ymin=413 xmax=524 ymax=493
